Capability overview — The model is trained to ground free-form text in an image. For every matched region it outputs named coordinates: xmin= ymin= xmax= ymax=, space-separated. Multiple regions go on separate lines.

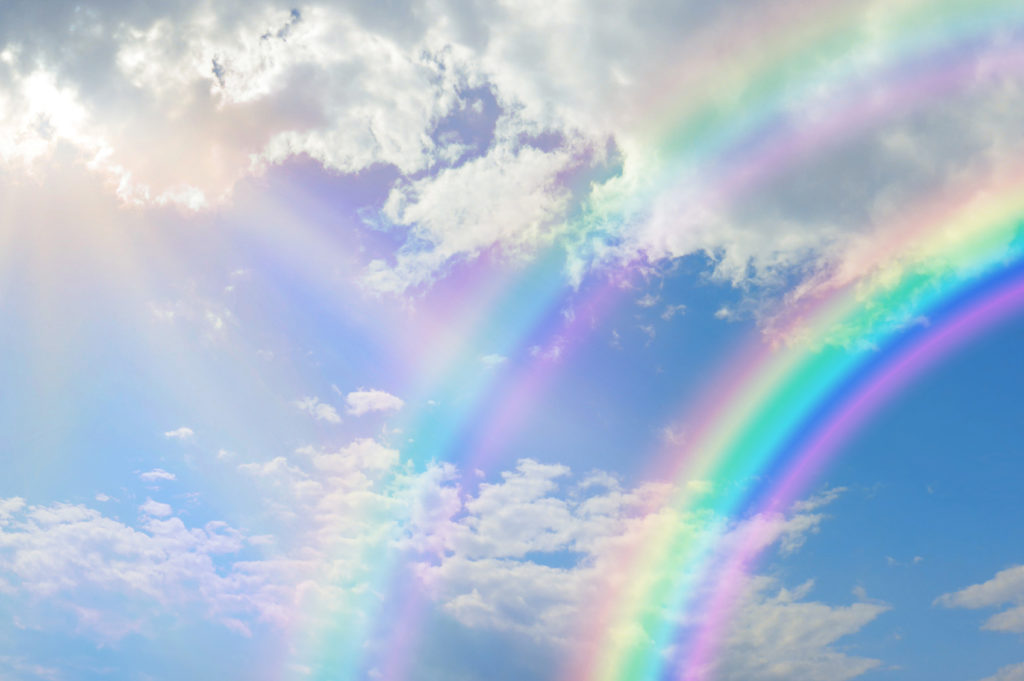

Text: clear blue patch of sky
xmin=769 ymin=309 xmax=1024 ymax=680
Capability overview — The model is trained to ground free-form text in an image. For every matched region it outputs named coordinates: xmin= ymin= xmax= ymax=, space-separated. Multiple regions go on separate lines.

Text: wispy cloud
xmin=661 ymin=304 xmax=687 ymax=321
xmin=139 ymin=468 xmax=176 ymax=483
xmin=975 ymin=662 xmax=1024 ymax=681
xmin=164 ymin=426 xmax=194 ymax=440
xmin=936 ymin=565 xmax=1024 ymax=632
xmin=294 ymin=397 xmax=342 ymax=424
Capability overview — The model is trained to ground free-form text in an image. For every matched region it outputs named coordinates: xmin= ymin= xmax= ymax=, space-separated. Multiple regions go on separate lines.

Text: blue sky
xmin=2 ymin=2 xmax=1024 ymax=680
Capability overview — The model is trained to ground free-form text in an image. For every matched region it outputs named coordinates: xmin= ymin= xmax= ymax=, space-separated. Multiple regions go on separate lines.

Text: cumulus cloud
xmin=367 ymin=135 xmax=580 ymax=292
xmin=0 ymin=1 xmax=472 ymax=212
xmin=139 ymin=498 xmax=172 ymax=518
xmin=300 ymin=438 xmax=399 ymax=477
xmin=0 ymin=439 xmax=413 ymax=643
xmin=344 ymin=389 xmax=404 ymax=416
xmin=0 ymin=438 xmax=882 ymax=681
xmin=7 ymin=0 xmax=1018 ymax=302
xmin=408 ymin=459 xmax=882 ymax=679
xmin=0 ymin=497 xmax=251 ymax=641
xmin=294 ymin=396 xmax=342 ymax=424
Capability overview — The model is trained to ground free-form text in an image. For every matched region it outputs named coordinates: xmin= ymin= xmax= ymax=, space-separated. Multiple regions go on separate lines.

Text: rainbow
xmin=569 ymin=179 xmax=1024 ymax=681
xmin=281 ymin=1 xmax=1024 ymax=679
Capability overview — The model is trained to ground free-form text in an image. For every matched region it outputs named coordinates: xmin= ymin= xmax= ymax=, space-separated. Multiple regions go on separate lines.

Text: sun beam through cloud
xmin=2 ymin=1 xmax=1024 ymax=680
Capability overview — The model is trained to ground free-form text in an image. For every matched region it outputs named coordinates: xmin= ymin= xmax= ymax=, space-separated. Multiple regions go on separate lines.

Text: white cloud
xmin=0 ymin=442 xmax=880 ymax=681
xmin=139 ymin=498 xmax=172 ymax=518
xmin=409 ymin=460 xmax=881 ymax=679
xmin=403 ymin=456 xmax=876 ymax=675
xmin=294 ymin=396 xmax=342 ymax=424
xmin=715 ymin=306 xmax=739 ymax=321
xmin=0 ymin=655 xmax=60 ymax=681
xmin=792 ymin=487 xmax=848 ymax=513
xmin=0 ymin=496 xmax=249 ymax=641
xmin=164 ymin=426 xmax=194 ymax=440
xmin=637 ymin=293 xmax=659 ymax=308
xmin=366 ymin=136 xmax=578 ymax=293
xmin=344 ymin=389 xmax=404 ymax=417
xmin=147 ymin=294 xmax=237 ymax=342
xmin=238 ymin=455 xmax=306 ymax=481
xmin=661 ymin=304 xmax=687 ymax=321
xmin=0 ymin=498 xmax=25 ymax=524
xmin=480 ymin=354 xmax=508 ymax=368
xmin=2 ymin=0 xmax=1021 ymax=302
xmin=139 ymin=468 xmax=176 ymax=482
xmin=0 ymin=2 xmax=471 ymax=212
xmin=936 ymin=565 xmax=1024 ymax=632
xmin=976 ymin=663 xmax=1024 ymax=681
xmin=713 ymin=578 xmax=888 ymax=681
xmin=301 ymin=438 xmax=399 ymax=478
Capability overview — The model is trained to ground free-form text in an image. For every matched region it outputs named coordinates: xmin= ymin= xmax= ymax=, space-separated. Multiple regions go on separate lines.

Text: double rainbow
xmin=287 ymin=0 xmax=1024 ymax=678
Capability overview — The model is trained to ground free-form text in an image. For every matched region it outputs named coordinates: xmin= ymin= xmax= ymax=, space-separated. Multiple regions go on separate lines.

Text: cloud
xmin=344 ymin=389 xmax=404 ymax=416
xmin=715 ymin=306 xmax=740 ymax=321
xmin=139 ymin=498 xmax=172 ymax=518
xmin=294 ymin=396 xmax=342 ymax=424
xmin=713 ymin=578 xmax=888 ymax=681
xmin=302 ymin=438 xmax=399 ymax=477
xmin=367 ymin=133 xmax=580 ymax=293
xmin=480 ymin=354 xmax=508 ymax=368
xmin=935 ymin=565 xmax=1024 ymax=632
xmin=410 ymin=461 xmax=881 ymax=679
xmin=3 ymin=0 xmax=1022 ymax=304
xmin=0 ymin=496 xmax=249 ymax=642
xmin=792 ymin=487 xmax=848 ymax=513
xmin=0 ymin=1 xmax=471 ymax=211
xmin=0 ymin=440 xmax=879 ymax=681
xmin=0 ymin=655 xmax=60 ymax=681
xmin=139 ymin=468 xmax=176 ymax=482
xmin=661 ymin=304 xmax=687 ymax=321
xmin=637 ymin=293 xmax=660 ymax=308
xmin=164 ymin=426 xmax=194 ymax=440
xmin=148 ymin=293 xmax=237 ymax=343
xmin=976 ymin=663 xmax=1024 ymax=681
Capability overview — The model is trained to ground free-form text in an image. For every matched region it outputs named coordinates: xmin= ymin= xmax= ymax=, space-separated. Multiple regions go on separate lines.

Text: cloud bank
xmin=6 ymin=0 xmax=1023 ymax=303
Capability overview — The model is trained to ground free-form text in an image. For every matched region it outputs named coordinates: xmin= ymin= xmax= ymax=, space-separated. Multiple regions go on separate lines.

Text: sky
xmin=1 ymin=1 xmax=1024 ymax=680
